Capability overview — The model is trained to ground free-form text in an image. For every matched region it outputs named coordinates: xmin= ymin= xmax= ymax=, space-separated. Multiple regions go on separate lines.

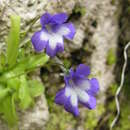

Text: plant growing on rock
xmin=0 ymin=12 xmax=99 ymax=129
xmin=31 ymin=12 xmax=99 ymax=116
xmin=0 ymin=15 xmax=49 ymax=129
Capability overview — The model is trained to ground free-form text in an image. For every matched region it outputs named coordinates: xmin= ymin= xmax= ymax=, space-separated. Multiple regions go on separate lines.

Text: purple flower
xmin=55 ymin=64 xmax=99 ymax=116
xmin=31 ymin=13 xmax=75 ymax=57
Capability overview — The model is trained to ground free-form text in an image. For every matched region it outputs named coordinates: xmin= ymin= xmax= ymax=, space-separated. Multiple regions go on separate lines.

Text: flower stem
xmin=53 ymin=56 xmax=68 ymax=74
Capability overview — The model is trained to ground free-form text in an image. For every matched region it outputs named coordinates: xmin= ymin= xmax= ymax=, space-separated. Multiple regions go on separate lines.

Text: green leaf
xmin=0 ymin=86 xmax=10 ymax=101
xmin=7 ymin=78 xmax=20 ymax=91
xmin=21 ymin=53 xmax=49 ymax=71
xmin=0 ymin=52 xmax=6 ymax=65
xmin=0 ymin=53 xmax=6 ymax=72
xmin=0 ymin=88 xmax=10 ymax=100
xmin=19 ymin=75 xmax=33 ymax=109
xmin=28 ymin=80 xmax=44 ymax=97
xmin=1 ymin=95 xmax=18 ymax=127
xmin=0 ymin=64 xmax=2 ymax=73
xmin=0 ymin=53 xmax=49 ymax=82
xmin=7 ymin=15 xmax=20 ymax=68
xmin=18 ymin=48 xmax=25 ymax=59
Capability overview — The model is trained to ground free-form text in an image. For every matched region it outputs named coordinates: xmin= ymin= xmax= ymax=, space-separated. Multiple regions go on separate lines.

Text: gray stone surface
xmin=18 ymin=95 xmax=49 ymax=130
xmin=89 ymin=0 xmax=121 ymax=103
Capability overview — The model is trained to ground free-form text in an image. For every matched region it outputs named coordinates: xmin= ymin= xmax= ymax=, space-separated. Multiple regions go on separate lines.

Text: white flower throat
xmin=65 ymin=78 xmax=90 ymax=106
xmin=40 ymin=25 xmax=70 ymax=49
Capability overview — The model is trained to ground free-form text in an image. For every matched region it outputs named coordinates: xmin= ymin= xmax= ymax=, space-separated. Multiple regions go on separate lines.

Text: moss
xmin=103 ymin=74 xmax=130 ymax=130
xmin=123 ymin=74 xmax=130 ymax=99
xmin=106 ymin=48 xmax=116 ymax=65
xmin=126 ymin=6 xmax=130 ymax=15
xmin=45 ymin=103 xmax=105 ymax=130
xmin=113 ymin=98 xmax=130 ymax=130
xmin=109 ymin=83 xmax=118 ymax=95
xmin=115 ymin=73 xmax=130 ymax=130
xmin=45 ymin=104 xmax=77 ymax=130
xmin=111 ymin=0 xmax=116 ymax=5
xmin=84 ymin=104 xmax=105 ymax=130
xmin=100 ymin=97 xmax=130 ymax=130
xmin=107 ymin=101 xmax=117 ymax=127
xmin=63 ymin=59 xmax=71 ymax=69
xmin=88 ymin=71 xmax=102 ymax=79
xmin=73 ymin=5 xmax=86 ymax=17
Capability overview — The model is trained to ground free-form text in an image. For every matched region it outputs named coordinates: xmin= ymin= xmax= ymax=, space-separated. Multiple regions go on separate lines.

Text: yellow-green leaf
xmin=0 ymin=85 xmax=10 ymax=101
xmin=7 ymin=15 xmax=20 ymax=68
xmin=19 ymin=75 xmax=33 ymax=109
xmin=1 ymin=95 xmax=18 ymax=127
xmin=28 ymin=80 xmax=44 ymax=97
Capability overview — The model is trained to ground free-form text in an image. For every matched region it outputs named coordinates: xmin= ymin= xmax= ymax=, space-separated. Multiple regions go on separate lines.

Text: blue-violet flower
xmin=31 ymin=12 xmax=75 ymax=57
xmin=55 ymin=64 xmax=99 ymax=116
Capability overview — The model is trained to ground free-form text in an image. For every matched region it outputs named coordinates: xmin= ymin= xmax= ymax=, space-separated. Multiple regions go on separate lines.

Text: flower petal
xmin=50 ymin=13 xmax=68 ymax=24
xmin=80 ymin=95 xmax=96 ymax=109
xmin=55 ymin=88 xmax=67 ymax=105
xmin=62 ymin=23 xmax=76 ymax=40
xmin=55 ymin=87 xmax=79 ymax=116
xmin=65 ymin=87 xmax=78 ymax=106
xmin=46 ymin=34 xmax=64 ymax=57
xmin=76 ymin=64 xmax=90 ymax=77
xmin=40 ymin=13 xmax=52 ymax=27
xmin=56 ymin=42 xmax=64 ymax=52
xmin=87 ymin=78 xmax=99 ymax=96
xmin=53 ymin=23 xmax=75 ymax=40
xmin=76 ymin=89 xmax=89 ymax=103
xmin=74 ymin=78 xmax=90 ymax=91
xmin=31 ymin=30 xmax=49 ymax=52
xmin=46 ymin=43 xmax=57 ymax=57
xmin=64 ymin=97 xmax=79 ymax=116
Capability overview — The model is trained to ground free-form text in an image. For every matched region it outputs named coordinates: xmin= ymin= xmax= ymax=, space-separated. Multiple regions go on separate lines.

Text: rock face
xmin=0 ymin=0 xmax=121 ymax=130
xmin=18 ymin=95 xmax=49 ymax=130
xmin=0 ymin=95 xmax=49 ymax=130
xmin=88 ymin=0 xmax=121 ymax=103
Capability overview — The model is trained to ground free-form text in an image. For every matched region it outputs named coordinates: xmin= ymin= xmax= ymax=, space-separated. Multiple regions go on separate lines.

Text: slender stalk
xmin=53 ymin=56 xmax=68 ymax=74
